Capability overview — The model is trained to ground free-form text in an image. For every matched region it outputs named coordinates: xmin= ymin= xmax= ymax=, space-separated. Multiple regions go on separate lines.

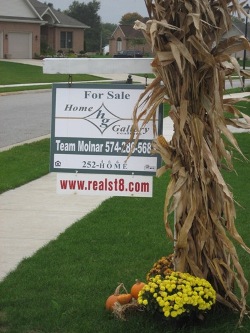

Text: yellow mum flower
xmin=164 ymin=310 xmax=170 ymax=318
xmin=139 ymin=269 xmax=216 ymax=320
xmin=171 ymin=311 xmax=178 ymax=318
xmin=156 ymin=296 xmax=162 ymax=303
xmin=177 ymin=308 xmax=184 ymax=315
xmin=174 ymin=304 xmax=180 ymax=310
xmin=159 ymin=300 xmax=165 ymax=307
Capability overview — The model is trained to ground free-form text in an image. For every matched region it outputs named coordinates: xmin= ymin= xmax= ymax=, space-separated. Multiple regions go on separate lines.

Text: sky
xmin=47 ymin=0 xmax=148 ymax=24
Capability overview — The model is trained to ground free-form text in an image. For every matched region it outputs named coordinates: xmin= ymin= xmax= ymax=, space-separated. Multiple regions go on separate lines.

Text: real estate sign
xmin=50 ymin=83 xmax=163 ymax=196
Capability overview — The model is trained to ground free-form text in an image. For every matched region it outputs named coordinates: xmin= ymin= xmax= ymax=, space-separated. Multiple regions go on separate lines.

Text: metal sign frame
xmin=50 ymin=83 xmax=163 ymax=176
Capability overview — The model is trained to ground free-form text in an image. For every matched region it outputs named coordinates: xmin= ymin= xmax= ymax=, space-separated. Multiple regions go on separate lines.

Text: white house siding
xmin=1 ymin=0 xmax=37 ymax=18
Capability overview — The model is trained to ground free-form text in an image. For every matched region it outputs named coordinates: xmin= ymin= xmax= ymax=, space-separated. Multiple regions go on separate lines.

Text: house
xmin=223 ymin=21 xmax=250 ymax=59
xmin=0 ymin=0 xmax=89 ymax=59
xmin=109 ymin=21 xmax=250 ymax=59
xmin=109 ymin=24 xmax=153 ymax=57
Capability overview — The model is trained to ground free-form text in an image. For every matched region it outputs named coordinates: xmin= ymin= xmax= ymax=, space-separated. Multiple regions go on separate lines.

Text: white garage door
xmin=8 ymin=32 xmax=32 ymax=59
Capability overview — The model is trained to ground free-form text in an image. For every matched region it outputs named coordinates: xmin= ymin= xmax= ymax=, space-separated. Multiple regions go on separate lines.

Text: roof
xmin=50 ymin=8 xmax=89 ymax=29
xmin=111 ymin=25 xmax=144 ymax=39
xmin=29 ymin=0 xmax=89 ymax=29
xmin=0 ymin=15 xmax=43 ymax=24
xmin=232 ymin=21 xmax=250 ymax=37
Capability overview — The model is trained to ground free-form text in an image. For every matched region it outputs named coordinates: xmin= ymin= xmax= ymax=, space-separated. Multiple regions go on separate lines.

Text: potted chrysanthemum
xmin=138 ymin=271 xmax=216 ymax=320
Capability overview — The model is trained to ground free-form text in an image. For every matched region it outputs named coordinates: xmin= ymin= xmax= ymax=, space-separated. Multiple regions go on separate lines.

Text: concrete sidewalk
xmin=0 ymin=175 xmax=108 ymax=280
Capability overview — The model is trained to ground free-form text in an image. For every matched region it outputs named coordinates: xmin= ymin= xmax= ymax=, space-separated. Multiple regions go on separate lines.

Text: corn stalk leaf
xmin=131 ymin=0 xmax=250 ymax=321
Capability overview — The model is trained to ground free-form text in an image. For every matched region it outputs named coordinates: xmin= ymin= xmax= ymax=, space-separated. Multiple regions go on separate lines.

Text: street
xmin=0 ymin=90 xmax=52 ymax=149
xmin=0 ymin=77 xmax=249 ymax=150
xmin=225 ymin=78 xmax=250 ymax=90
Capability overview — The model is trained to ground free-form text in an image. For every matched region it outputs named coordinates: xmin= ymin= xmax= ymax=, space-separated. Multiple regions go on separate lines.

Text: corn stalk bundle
xmin=132 ymin=0 xmax=250 ymax=321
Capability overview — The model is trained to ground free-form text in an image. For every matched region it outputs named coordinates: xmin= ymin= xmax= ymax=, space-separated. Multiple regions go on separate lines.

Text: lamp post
xmin=243 ymin=4 xmax=250 ymax=90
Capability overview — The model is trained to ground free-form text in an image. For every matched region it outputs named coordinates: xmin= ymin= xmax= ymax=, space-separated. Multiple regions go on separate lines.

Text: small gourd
xmin=131 ymin=279 xmax=145 ymax=299
xmin=105 ymin=283 xmax=132 ymax=311
xmin=117 ymin=293 xmax=132 ymax=305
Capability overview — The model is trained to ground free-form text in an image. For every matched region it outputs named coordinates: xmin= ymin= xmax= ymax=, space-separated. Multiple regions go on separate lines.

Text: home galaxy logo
xmin=83 ymin=103 xmax=122 ymax=134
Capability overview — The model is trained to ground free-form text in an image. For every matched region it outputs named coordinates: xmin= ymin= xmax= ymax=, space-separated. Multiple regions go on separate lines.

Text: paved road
xmin=0 ymin=77 xmax=249 ymax=150
xmin=0 ymin=90 xmax=51 ymax=149
xmin=225 ymin=78 xmax=250 ymax=90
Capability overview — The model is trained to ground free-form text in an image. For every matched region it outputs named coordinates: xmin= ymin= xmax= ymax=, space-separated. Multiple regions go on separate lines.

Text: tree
xmin=129 ymin=37 xmax=146 ymax=52
xmin=119 ymin=12 xmax=144 ymax=25
xmin=101 ymin=23 xmax=116 ymax=50
xmin=65 ymin=0 xmax=101 ymax=52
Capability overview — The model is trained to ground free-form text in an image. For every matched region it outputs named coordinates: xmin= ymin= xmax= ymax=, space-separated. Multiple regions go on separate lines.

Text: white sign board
xmin=43 ymin=58 xmax=154 ymax=74
xmin=50 ymin=84 xmax=163 ymax=176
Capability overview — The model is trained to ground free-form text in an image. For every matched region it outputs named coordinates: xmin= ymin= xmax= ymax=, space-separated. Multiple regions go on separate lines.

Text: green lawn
xmin=0 ymin=134 xmax=249 ymax=332
xmin=0 ymin=61 xmax=107 ymax=85
xmin=0 ymin=139 xmax=50 ymax=194
xmin=0 ymin=61 xmax=250 ymax=332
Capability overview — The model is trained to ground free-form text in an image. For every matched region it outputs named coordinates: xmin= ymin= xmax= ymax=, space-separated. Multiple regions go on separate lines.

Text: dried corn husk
xmin=132 ymin=0 xmax=250 ymax=322
xmin=112 ymin=299 xmax=142 ymax=321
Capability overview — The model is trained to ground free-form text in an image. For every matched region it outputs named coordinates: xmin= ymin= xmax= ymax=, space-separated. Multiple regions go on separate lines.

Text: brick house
xmin=0 ymin=0 xmax=89 ymax=59
xmin=223 ymin=21 xmax=250 ymax=59
xmin=109 ymin=24 xmax=153 ymax=57
xmin=109 ymin=21 xmax=250 ymax=59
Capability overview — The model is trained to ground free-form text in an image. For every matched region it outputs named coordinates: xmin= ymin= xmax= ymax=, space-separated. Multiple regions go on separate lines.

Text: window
xmin=116 ymin=37 xmax=122 ymax=52
xmin=60 ymin=32 xmax=73 ymax=49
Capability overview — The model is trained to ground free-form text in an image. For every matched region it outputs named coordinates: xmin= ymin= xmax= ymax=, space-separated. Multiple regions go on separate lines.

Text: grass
xmin=0 ymin=60 xmax=250 ymax=332
xmin=0 ymin=84 xmax=52 ymax=94
xmin=0 ymin=61 xmax=107 ymax=85
xmin=0 ymin=134 xmax=250 ymax=332
xmin=234 ymin=99 xmax=250 ymax=116
xmin=0 ymin=139 xmax=50 ymax=194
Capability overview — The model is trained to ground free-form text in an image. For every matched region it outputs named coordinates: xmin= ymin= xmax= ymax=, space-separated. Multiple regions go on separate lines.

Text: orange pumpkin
xmin=131 ymin=280 xmax=145 ymax=299
xmin=105 ymin=294 xmax=119 ymax=311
